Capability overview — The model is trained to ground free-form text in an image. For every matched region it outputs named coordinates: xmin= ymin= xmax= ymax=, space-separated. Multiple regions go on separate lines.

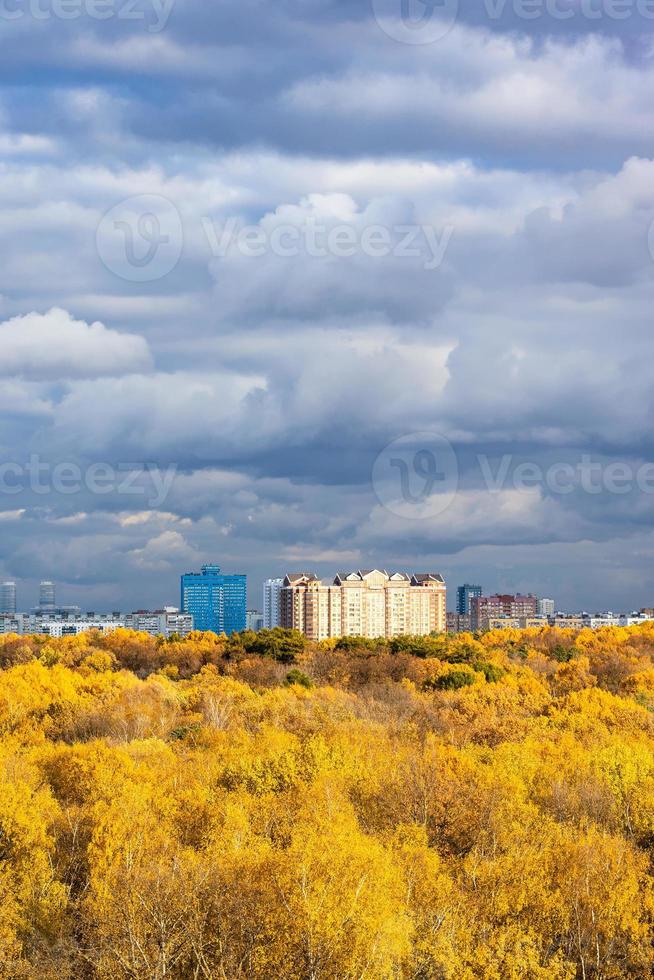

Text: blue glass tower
xmin=456 ymin=583 xmax=482 ymax=616
xmin=181 ymin=564 xmax=247 ymax=635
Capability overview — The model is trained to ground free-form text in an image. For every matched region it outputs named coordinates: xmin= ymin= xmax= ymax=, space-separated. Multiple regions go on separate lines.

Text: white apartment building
xmin=620 ymin=613 xmax=654 ymax=627
xmin=585 ymin=614 xmax=622 ymax=629
xmin=124 ymin=608 xmax=194 ymax=638
xmin=0 ymin=613 xmax=24 ymax=635
xmin=246 ymin=610 xmax=264 ymax=632
xmin=0 ymin=609 xmax=194 ymax=639
xmin=263 ymin=578 xmax=284 ymax=628
xmin=29 ymin=615 xmax=125 ymax=638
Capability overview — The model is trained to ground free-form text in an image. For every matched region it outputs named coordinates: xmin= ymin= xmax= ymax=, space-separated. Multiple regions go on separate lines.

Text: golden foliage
xmin=1 ymin=624 xmax=654 ymax=976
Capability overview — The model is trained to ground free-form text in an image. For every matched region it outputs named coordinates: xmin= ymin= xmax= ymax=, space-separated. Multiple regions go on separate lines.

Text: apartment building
xmin=446 ymin=612 xmax=472 ymax=633
xmin=281 ymin=569 xmax=446 ymax=640
xmin=486 ymin=616 xmax=549 ymax=630
xmin=0 ymin=609 xmax=194 ymax=639
xmin=622 ymin=613 xmax=654 ymax=626
xmin=263 ymin=578 xmax=284 ymax=628
xmin=124 ymin=608 xmax=194 ymax=638
xmin=246 ymin=610 xmax=264 ymax=632
xmin=28 ymin=613 xmax=125 ymax=638
xmin=585 ymin=614 xmax=622 ymax=629
xmin=551 ymin=616 xmax=586 ymax=630
xmin=471 ymin=594 xmax=538 ymax=630
xmin=0 ymin=613 xmax=24 ymax=635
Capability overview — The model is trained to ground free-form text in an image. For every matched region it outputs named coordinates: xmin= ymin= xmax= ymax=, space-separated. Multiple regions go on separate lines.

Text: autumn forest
xmin=2 ymin=624 xmax=654 ymax=978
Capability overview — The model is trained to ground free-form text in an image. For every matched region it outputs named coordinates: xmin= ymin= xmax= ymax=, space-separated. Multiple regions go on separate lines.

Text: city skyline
xmin=2 ymin=564 xmax=652 ymax=620
xmin=3 ymin=534 xmax=654 ymax=618
xmin=8 ymin=548 xmax=654 ymax=646
xmin=4 ymin=564 xmax=654 ymax=641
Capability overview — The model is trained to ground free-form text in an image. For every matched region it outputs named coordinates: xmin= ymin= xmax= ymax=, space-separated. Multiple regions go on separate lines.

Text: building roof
xmin=285 ymin=570 xmax=445 ymax=587
xmin=283 ymin=573 xmax=320 ymax=585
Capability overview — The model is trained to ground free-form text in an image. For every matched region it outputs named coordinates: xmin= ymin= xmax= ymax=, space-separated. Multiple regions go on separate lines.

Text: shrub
xmin=284 ymin=669 xmax=313 ymax=689
xmin=433 ymin=668 xmax=478 ymax=691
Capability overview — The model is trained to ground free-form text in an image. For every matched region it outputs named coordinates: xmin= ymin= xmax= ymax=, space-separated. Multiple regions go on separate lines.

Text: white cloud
xmin=128 ymin=530 xmax=200 ymax=571
xmin=286 ymin=28 xmax=654 ymax=153
xmin=0 ymin=308 xmax=152 ymax=380
xmin=0 ymin=510 xmax=25 ymax=522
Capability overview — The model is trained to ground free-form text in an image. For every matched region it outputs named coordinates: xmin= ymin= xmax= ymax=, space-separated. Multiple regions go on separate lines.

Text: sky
xmin=2 ymin=0 xmax=654 ymax=613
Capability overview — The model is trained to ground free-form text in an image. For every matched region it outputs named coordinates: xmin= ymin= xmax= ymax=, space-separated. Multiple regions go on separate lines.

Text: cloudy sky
xmin=2 ymin=0 xmax=654 ymax=613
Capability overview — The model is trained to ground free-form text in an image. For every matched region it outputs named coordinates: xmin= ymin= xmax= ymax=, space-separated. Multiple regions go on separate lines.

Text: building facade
xmin=486 ymin=616 xmax=549 ymax=630
xmin=0 ymin=613 xmax=23 ymax=635
xmin=246 ymin=610 xmax=264 ymax=632
xmin=181 ymin=564 xmax=247 ymax=636
xmin=125 ymin=608 xmax=194 ymax=638
xmin=446 ymin=612 xmax=472 ymax=633
xmin=551 ymin=615 xmax=585 ymax=630
xmin=621 ymin=613 xmax=654 ymax=626
xmin=281 ymin=569 xmax=446 ymax=640
xmin=456 ymin=584 xmax=482 ymax=616
xmin=39 ymin=581 xmax=56 ymax=610
xmin=585 ymin=614 xmax=622 ymax=629
xmin=28 ymin=613 xmax=125 ymax=637
xmin=263 ymin=578 xmax=284 ymax=629
xmin=0 ymin=609 xmax=193 ymax=639
xmin=0 ymin=582 xmax=16 ymax=615
xmin=471 ymin=594 xmax=539 ymax=631
xmin=538 ymin=598 xmax=555 ymax=618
